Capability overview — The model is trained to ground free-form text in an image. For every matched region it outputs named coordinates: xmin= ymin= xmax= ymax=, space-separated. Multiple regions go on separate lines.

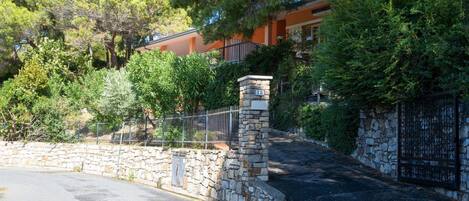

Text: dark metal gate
xmin=398 ymin=93 xmax=460 ymax=190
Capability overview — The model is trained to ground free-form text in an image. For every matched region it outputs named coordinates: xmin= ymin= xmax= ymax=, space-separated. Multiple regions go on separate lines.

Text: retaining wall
xmin=0 ymin=141 xmax=225 ymax=200
xmin=352 ymin=105 xmax=469 ymax=201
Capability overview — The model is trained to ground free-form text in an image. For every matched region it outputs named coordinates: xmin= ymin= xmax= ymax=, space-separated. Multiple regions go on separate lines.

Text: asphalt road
xmin=0 ymin=167 xmax=191 ymax=201
xmin=267 ymin=133 xmax=453 ymax=201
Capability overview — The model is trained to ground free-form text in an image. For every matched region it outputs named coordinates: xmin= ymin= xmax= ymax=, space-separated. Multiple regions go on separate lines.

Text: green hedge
xmin=299 ymin=102 xmax=359 ymax=154
xmin=298 ymin=104 xmax=326 ymax=141
xmin=315 ymin=0 xmax=468 ymax=107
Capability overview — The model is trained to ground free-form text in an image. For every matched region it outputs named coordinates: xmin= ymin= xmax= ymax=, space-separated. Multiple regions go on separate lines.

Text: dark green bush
xmin=298 ymin=104 xmax=326 ymax=141
xmin=298 ymin=101 xmax=359 ymax=154
xmin=315 ymin=0 xmax=469 ymax=107
xmin=322 ymin=102 xmax=359 ymax=154
xmin=204 ymin=62 xmax=249 ymax=109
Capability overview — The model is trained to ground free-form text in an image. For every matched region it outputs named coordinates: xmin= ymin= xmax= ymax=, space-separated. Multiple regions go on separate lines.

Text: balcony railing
xmin=216 ymin=42 xmax=261 ymax=63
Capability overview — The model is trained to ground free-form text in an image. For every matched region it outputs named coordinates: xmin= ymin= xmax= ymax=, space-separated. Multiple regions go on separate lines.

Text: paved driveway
xmin=0 ymin=168 xmax=191 ymax=201
xmin=267 ymin=133 xmax=454 ymax=201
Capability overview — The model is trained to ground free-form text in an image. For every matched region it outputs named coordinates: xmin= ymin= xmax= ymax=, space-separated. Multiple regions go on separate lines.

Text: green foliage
xmin=0 ymin=40 xmax=90 ymax=142
xmin=244 ymin=41 xmax=295 ymax=75
xmin=298 ymin=101 xmax=359 ymax=154
xmin=315 ymin=0 xmax=469 ymax=107
xmin=154 ymin=125 xmax=182 ymax=147
xmin=173 ymin=0 xmax=300 ymax=42
xmin=31 ymin=96 xmax=72 ymax=142
xmin=126 ymin=50 xmax=178 ymax=116
xmin=172 ymin=53 xmax=215 ymax=112
xmin=204 ymin=62 xmax=249 ymax=109
xmin=49 ymin=0 xmax=191 ymax=67
xmin=298 ymin=104 xmax=326 ymax=141
xmin=98 ymin=69 xmax=136 ymax=127
xmin=242 ymin=41 xmax=316 ymax=130
xmin=65 ymin=69 xmax=106 ymax=112
xmin=321 ymin=102 xmax=359 ymax=154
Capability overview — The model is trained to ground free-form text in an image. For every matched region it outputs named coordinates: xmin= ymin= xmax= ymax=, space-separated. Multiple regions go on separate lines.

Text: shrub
xmin=154 ymin=125 xmax=182 ymax=147
xmin=126 ymin=50 xmax=177 ymax=116
xmin=315 ymin=0 xmax=469 ymax=107
xmin=98 ymin=69 xmax=137 ymax=127
xmin=321 ymin=102 xmax=359 ymax=154
xmin=31 ymin=96 xmax=72 ymax=142
xmin=65 ymin=69 xmax=107 ymax=112
xmin=172 ymin=53 xmax=215 ymax=112
xmin=204 ymin=62 xmax=249 ymax=109
xmin=298 ymin=104 xmax=326 ymax=141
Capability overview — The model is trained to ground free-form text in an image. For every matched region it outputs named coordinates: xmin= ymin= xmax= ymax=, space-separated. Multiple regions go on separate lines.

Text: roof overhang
xmin=136 ymin=29 xmax=199 ymax=51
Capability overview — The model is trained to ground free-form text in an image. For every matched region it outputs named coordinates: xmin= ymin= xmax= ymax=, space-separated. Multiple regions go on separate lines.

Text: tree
xmin=126 ymin=50 xmax=178 ymax=117
xmin=50 ymin=0 xmax=191 ymax=67
xmin=314 ymin=0 xmax=469 ymax=107
xmin=172 ymin=0 xmax=308 ymax=42
xmin=172 ymin=53 xmax=214 ymax=112
xmin=0 ymin=1 xmax=43 ymax=80
xmin=98 ymin=69 xmax=136 ymax=126
xmin=0 ymin=39 xmax=89 ymax=141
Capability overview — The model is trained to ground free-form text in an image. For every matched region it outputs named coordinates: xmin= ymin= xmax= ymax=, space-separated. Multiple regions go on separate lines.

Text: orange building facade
xmin=136 ymin=1 xmax=330 ymax=62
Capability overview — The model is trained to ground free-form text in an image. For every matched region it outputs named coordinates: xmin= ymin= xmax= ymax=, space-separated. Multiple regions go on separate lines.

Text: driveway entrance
xmin=268 ymin=133 xmax=453 ymax=201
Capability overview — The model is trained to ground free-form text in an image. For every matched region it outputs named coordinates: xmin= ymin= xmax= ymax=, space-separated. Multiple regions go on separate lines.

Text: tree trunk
xmin=125 ymin=35 xmax=133 ymax=63
xmin=105 ymin=33 xmax=118 ymax=68
xmin=27 ymin=39 xmax=38 ymax=49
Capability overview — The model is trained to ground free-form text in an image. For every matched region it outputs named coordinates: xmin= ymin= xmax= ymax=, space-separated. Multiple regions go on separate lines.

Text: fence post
xmin=116 ymin=125 xmax=124 ymax=178
xmin=96 ymin=122 xmax=99 ymax=144
xmin=128 ymin=121 xmax=132 ymax=145
xmin=181 ymin=115 xmax=185 ymax=148
xmin=229 ymin=106 xmax=233 ymax=141
xmin=162 ymin=117 xmax=165 ymax=149
xmin=205 ymin=110 xmax=209 ymax=149
xmin=144 ymin=116 xmax=148 ymax=147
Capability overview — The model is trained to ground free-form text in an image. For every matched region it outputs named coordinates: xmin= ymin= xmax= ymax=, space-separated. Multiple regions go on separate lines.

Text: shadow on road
xmin=267 ymin=133 xmax=453 ymax=201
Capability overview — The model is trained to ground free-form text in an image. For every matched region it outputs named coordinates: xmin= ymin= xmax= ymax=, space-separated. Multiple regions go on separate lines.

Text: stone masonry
xmin=0 ymin=142 xmax=225 ymax=200
xmin=238 ymin=75 xmax=271 ymax=182
xmin=353 ymin=102 xmax=469 ymax=201
xmin=352 ymin=107 xmax=398 ymax=177
xmin=216 ymin=75 xmax=284 ymax=201
xmin=0 ymin=75 xmax=285 ymax=201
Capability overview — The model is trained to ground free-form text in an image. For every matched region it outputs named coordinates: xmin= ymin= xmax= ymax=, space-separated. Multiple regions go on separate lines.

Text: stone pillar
xmin=237 ymin=75 xmax=272 ymax=181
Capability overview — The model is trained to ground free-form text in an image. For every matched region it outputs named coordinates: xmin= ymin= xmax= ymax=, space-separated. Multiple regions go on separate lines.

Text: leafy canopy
xmin=126 ymin=50 xmax=178 ymax=116
xmin=172 ymin=0 xmax=307 ymax=42
xmin=314 ymin=0 xmax=469 ymax=107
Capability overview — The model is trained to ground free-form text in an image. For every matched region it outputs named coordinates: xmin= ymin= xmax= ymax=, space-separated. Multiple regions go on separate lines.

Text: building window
xmin=287 ymin=22 xmax=321 ymax=51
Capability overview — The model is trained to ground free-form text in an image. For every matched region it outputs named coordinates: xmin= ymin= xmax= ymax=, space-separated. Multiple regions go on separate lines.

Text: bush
xmin=172 ymin=53 xmax=215 ymax=112
xmin=298 ymin=104 xmax=326 ymax=141
xmin=298 ymin=101 xmax=359 ymax=154
xmin=154 ymin=125 xmax=182 ymax=147
xmin=98 ymin=69 xmax=137 ymax=127
xmin=322 ymin=102 xmax=359 ymax=154
xmin=31 ymin=97 xmax=72 ymax=142
xmin=126 ymin=50 xmax=178 ymax=116
xmin=204 ymin=62 xmax=249 ymax=109
xmin=315 ymin=0 xmax=468 ymax=107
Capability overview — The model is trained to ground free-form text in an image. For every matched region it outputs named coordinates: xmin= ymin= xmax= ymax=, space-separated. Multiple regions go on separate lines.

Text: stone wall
xmin=0 ymin=75 xmax=285 ymax=201
xmin=352 ymin=103 xmax=469 ymax=201
xmin=217 ymin=150 xmax=285 ymax=201
xmin=0 ymin=141 xmax=225 ymax=200
xmin=352 ymin=108 xmax=398 ymax=177
xmin=213 ymin=75 xmax=285 ymax=201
